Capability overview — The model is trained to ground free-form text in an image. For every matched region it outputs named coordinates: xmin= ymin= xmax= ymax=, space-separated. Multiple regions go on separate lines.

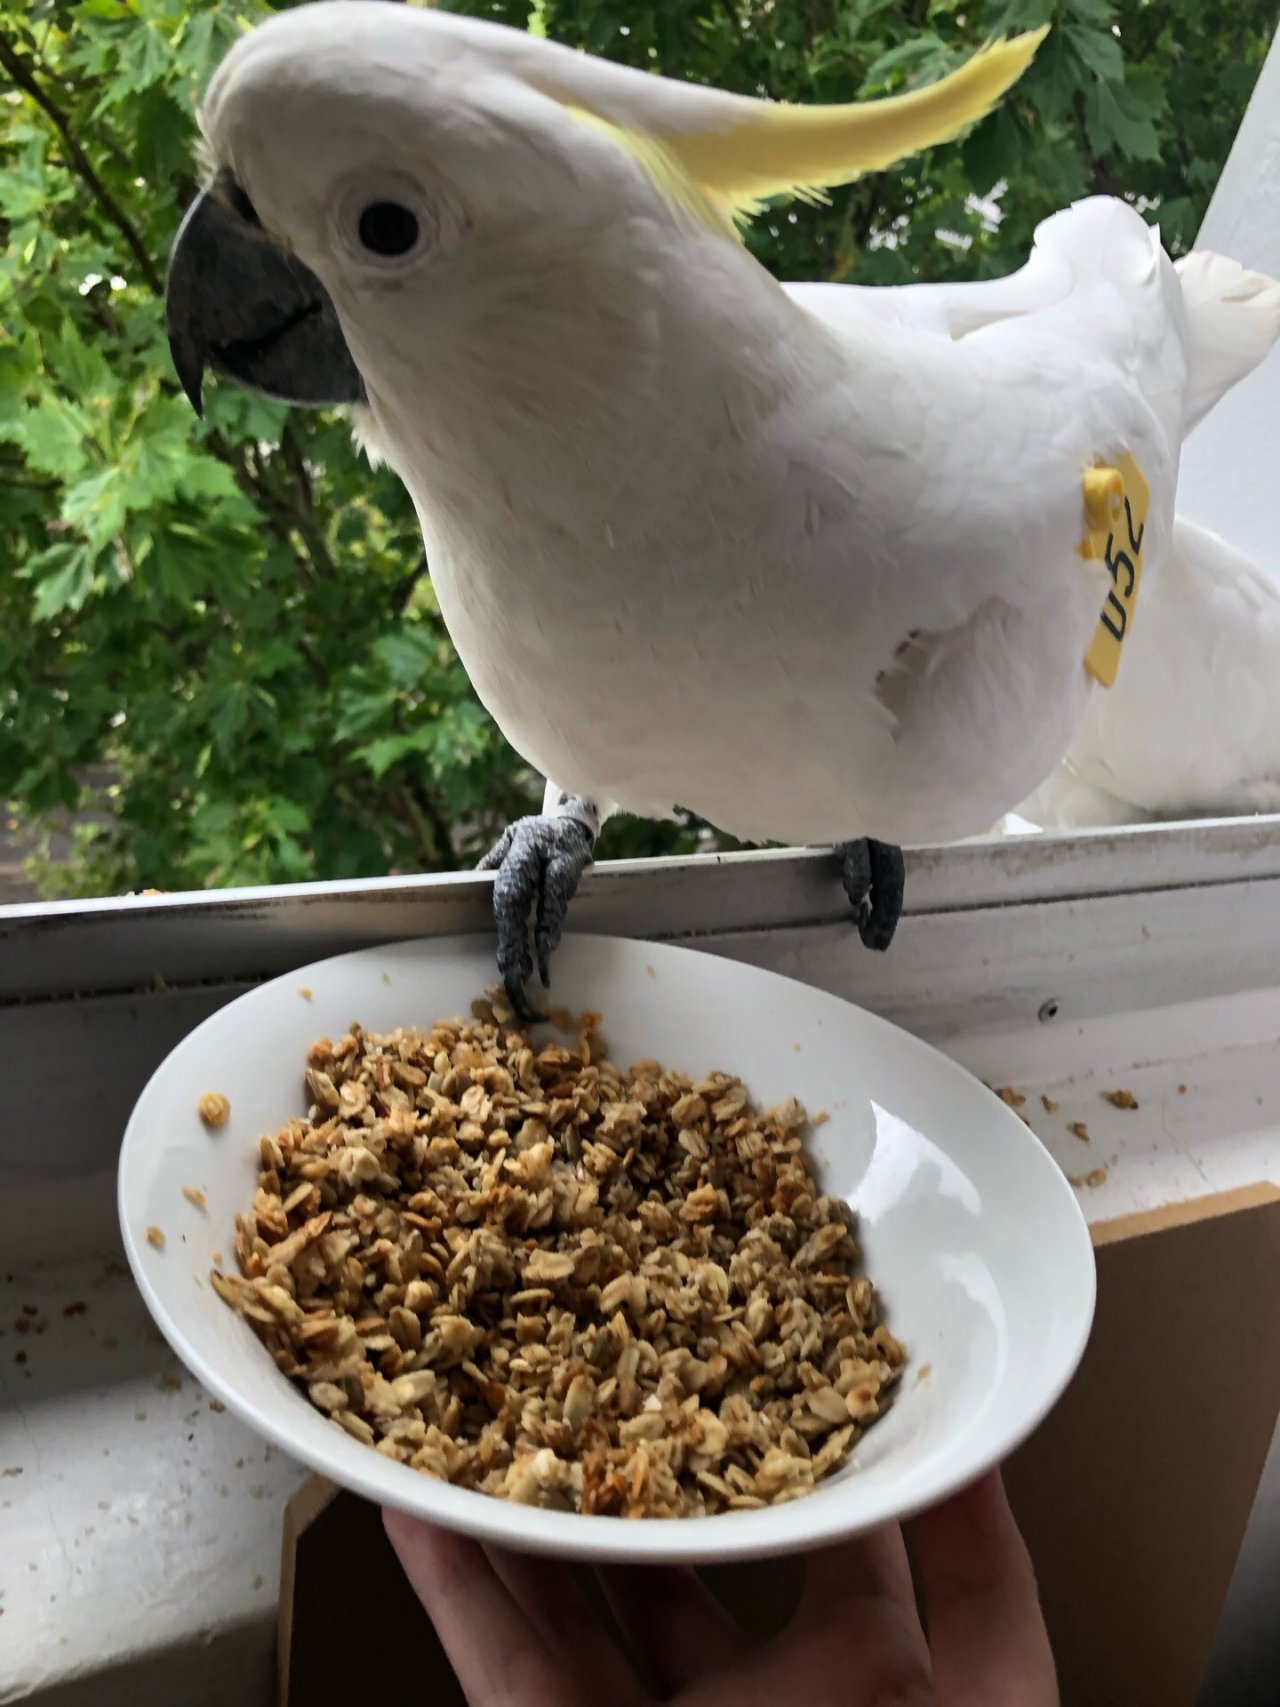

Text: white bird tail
xmin=1176 ymin=250 xmax=1280 ymax=432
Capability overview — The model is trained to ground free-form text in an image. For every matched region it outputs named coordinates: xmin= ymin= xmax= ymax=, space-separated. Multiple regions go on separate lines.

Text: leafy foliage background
xmin=1 ymin=0 xmax=1274 ymax=896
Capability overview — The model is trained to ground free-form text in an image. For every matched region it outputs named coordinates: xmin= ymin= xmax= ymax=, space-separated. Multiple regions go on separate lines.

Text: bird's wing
xmin=783 ymin=236 xmax=1076 ymax=344
xmin=799 ymin=199 xmax=1186 ymax=646
xmin=757 ymin=198 xmax=1188 ymax=842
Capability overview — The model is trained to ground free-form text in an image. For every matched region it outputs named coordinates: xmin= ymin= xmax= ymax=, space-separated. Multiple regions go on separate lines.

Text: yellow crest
xmin=561 ymin=29 xmax=1046 ymax=234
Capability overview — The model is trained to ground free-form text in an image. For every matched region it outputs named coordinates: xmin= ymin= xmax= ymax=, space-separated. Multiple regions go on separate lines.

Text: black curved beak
xmin=165 ymin=172 xmax=366 ymax=417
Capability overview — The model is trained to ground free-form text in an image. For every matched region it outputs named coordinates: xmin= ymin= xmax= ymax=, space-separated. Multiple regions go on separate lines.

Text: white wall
xmin=1178 ymin=28 xmax=1280 ymax=571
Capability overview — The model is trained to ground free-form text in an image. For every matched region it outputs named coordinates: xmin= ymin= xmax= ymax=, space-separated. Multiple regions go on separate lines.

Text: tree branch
xmin=0 ymin=35 xmax=164 ymax=295
xmin=0 ymin=472 xmax=60 ymax=490
xmin=390 ymin=554 xmax=431 ymax=618
xmin=393 ymin=782 xmax=456 ymax=869
xmin=277 ymin=424 xmax=337 ymax=580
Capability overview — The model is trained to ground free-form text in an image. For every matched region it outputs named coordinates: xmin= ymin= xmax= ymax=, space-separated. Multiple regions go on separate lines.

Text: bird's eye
xmin=357 ymin=202 xmax=420 ymax=258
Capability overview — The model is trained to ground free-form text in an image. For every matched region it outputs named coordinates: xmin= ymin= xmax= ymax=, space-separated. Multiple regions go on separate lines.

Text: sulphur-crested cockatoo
xmin=1015 ymin=515 xmax=1280 ymax=828
xmin=164 ymin=2 xmax=1280 ymax=1012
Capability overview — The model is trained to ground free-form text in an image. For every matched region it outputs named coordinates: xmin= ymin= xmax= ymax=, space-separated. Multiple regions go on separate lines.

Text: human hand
xmin=383 ymin=1470 xmax=1058 ymax=1706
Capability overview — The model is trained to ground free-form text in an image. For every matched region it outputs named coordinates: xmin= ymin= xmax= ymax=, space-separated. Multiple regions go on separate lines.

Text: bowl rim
xmin=118 ymin=930 xmax=1096 ymax=1563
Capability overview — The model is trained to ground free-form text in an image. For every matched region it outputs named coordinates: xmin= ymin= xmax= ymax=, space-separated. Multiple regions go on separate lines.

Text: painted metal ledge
xmin=3 ymin=816 xmax=1280 ymax=1005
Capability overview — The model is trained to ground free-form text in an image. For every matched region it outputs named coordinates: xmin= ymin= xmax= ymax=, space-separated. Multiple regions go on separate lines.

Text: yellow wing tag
xmin=1081 ymin=453 xmax=1150 ymax=689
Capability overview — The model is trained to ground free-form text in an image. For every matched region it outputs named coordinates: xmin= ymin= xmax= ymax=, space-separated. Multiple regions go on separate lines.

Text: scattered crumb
xmin=914 ymin=1363 xmax=934 ymax=1386
xmin=21 ymin=1305 xmax=37 ymax=1317
xmin=209 ymin=1399 xmax=226 ymax=1413
xmin=134 ymin=1411 xmax=147 ymax=1422
xmin=1068 ymin=1166 xmax=1109 ymax=1189
xmin=996 ymin=1086 xmax=1027 ymax=1109
xmin=181 ymin=1186 xmax=207 ymax=1210
xmin=1068 ymin=1121 xmax=1091 ymax=1143
xmin=248 ymin=1484 xmax=265 ymax=1499
xmin=251 ymin=1574 xmax=264 ymax=1591
xmin=14 ymin=1319 xmax=30 ymax=1336
xmin=62 ymin=1302 xmax=87 ymax=1318
xmin=198 ymin=1092 xmax=230 ymax=1130
xmin=1258 ymin=1096 xmax=1265 ymax=1107
xmin=1103 ymin=1089 xmax=1139 ymax=1111
xmin=104 ymin=1336 xmax=118 ymax=1351
xmin=297 ymin=986 xmax=313 ymax=1001
xmin=158 ymin=1372 xmax=183 ymax=1393
xmin=812 ymin=1111 xmax=830 ymax=1127
xmin=14 ymin=1352 xmax=26 ymax=1365
xmin=382 ymin=972 xmax=391 ymax=984
xmin=212 ymin=1250 xmax=224 ymax=1266
xmin=145 ymin=1226 xmax=166 ymax=1251
xmin=1 ymin=1467 xmax=23 ymax=1478
xmin=1177 ymin=1084 xmax=1188 ymax=1096
xmin=1041 ymin=1095 xmax=1059 ymax=1114
xmin=645 ymin=964 xmax=656 ymax=979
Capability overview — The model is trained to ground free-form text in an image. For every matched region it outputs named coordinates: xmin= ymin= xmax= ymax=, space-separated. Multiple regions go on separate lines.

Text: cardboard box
xmin=279 ymin=1185 xmax=1280 ymax=1707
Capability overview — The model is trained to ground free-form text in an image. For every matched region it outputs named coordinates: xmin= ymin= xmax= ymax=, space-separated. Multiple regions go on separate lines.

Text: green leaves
xmin=25 ymin=542 xmax=101 ymax=622
xmin=1084 ymin=74 xmax=1164 ymax=162
xmin=0 ymin=0 xmax=1273 ymax=899
xmin=5 ymin=396 xmax=94 ymax=480
xmin=110 ymin=17 xmax=173 ymax=103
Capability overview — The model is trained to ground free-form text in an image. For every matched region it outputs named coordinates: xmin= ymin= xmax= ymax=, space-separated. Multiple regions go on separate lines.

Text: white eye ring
xmin=332 ymin=171 xmax=441 ymax=273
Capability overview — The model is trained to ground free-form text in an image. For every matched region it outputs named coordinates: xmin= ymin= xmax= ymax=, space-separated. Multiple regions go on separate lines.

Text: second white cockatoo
xmin=163 ymin=2 xmax=1280 ymax=1011
xmin=1016 ymin=515 xmax=1280 ymax=828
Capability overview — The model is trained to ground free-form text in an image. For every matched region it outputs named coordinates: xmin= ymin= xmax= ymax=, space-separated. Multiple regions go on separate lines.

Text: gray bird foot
xmin=477 ymin=814 xmax=595 ymax=1021
xmin=839 ymin=839 xmax=905 ymax=952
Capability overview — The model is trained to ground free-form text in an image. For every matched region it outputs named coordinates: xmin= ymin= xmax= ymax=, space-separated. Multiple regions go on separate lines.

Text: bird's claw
xmin=477 ymin=814 xmax=595 ymax=1021
xmin=839 ymin=838 xmax=905 ymax=952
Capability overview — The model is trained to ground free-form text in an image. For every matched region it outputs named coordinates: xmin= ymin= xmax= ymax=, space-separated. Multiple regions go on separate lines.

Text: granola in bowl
xmin=212 ymin=995 xmax=904 ymax=1517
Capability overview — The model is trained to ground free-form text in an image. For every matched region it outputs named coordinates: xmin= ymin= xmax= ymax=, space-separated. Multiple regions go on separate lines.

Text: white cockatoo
xmin=1015 ymin=515 xmax=1280 ymax=828
xmin=164 ymin=2 xmax=1280 ymax=1011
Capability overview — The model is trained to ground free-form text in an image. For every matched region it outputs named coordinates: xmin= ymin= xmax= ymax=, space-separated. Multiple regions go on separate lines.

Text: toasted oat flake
xmin=146 ymin=1225 xmax=166 ymax=1251
xmin=182 ymin=1186 xmax=207 ymax=1210
xmin=199 ymin=1092 xmax=231 ymax=1130
xmin=212 ymin=998 xmax=904 ymax=1517
xmin=1068 ymin=1166 xmax=1110 ymax=1189
xmin=1103 ymin=1089 xmax=1139 ymax=1111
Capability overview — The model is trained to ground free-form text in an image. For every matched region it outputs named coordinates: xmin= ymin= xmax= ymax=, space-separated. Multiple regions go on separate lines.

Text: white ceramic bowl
xmin=119 ymin=932 xmax=1094 ymax=1564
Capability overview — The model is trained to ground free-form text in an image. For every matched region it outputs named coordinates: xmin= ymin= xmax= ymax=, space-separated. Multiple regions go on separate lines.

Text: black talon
xmin=839 ymin=838 xmax=905 ymax=952
xmin=478 ymin=811 xmax=595 ymax=1016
